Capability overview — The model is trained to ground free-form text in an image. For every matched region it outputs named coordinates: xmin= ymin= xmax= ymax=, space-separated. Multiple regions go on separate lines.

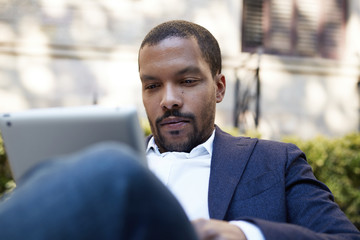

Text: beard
xmin=149 ymin=108 xmax=215 ymax=153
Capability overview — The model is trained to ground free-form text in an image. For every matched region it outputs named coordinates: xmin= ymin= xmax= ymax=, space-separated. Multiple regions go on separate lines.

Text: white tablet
xmin=0 ymin=106 xmax=147 ymax=182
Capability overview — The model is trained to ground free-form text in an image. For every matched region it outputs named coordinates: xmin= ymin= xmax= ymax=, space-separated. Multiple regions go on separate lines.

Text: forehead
xmin=139 ymin=37 xmax=208 ymax=73
xmin=140 ymin=36 xmax=200 ymax=56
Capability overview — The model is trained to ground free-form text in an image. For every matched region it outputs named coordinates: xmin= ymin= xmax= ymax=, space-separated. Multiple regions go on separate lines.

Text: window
xmin=242 ymin=0 xmax=347 ymax=59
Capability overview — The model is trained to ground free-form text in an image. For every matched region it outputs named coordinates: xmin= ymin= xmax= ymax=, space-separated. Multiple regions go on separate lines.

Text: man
xmin=138 ymin=20 xmax=360 ymax=239
xmin=0 ymin=20 xmax=359 ymax=240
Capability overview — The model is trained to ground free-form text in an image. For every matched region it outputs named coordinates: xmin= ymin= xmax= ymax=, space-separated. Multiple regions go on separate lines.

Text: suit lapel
xmin=208 ymin=127 xmax=258 ymax=219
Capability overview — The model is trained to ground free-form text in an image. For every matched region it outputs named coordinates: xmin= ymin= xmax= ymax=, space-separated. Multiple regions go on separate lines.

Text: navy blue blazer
xmin=147 ymin=126 xmax=360 ymax=239
xmin=209 ymin=126 xmax=359 ymax=239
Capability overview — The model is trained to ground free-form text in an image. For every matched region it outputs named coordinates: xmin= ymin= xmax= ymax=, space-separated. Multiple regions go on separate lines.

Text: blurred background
xmin=0 ymin=0 xmax=359 ymax=139
xmin=0 ymin=0 xmax=359 ymax=228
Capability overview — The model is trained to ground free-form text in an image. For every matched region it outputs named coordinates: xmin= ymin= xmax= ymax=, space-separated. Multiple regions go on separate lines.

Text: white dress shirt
xmin=146 ymin=131 xmax=265 ymax=240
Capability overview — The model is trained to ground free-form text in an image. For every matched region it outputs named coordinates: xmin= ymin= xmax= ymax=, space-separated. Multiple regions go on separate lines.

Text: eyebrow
xmin=140 ymin=66 xmax=202 ymax=82
xmin=175 ymin=66 xmax=202 ymax=76
xmin=140 ymin=74 xmax=158 ymax=82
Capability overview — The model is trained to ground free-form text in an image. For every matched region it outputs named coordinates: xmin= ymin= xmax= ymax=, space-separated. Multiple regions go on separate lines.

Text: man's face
xmin=139 ymin=37 xmax=225 ymax=153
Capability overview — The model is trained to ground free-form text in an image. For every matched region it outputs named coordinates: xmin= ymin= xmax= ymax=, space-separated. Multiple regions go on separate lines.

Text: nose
xmin=160 ymin=84 xmax=183 ymax=110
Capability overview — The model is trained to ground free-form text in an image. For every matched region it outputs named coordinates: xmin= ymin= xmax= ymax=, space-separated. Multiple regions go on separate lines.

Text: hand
xmin=191 ymin=218 xmax=247 ymax=240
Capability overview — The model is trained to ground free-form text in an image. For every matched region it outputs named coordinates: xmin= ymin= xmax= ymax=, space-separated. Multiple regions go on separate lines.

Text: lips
xmin=159 ymin=116 xmax=190 ymax=129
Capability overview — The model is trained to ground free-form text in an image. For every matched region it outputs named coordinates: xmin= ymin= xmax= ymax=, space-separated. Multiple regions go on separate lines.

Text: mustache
xmin=156 ymin=109 xmax=195 ymax=125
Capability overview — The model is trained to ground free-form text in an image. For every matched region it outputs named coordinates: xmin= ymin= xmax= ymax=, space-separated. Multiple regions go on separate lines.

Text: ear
xmin=215 ymin=74 xmax=226 ymax=103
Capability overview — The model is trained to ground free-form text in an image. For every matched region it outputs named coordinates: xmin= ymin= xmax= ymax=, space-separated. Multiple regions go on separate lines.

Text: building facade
xmin=0 ymin=0 xmax=359 ymax=139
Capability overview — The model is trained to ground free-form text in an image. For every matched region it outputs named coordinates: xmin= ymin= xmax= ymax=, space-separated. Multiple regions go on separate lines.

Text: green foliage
xmin=283 ymin=133 xmax=360 ymax=229
xmin=0 ymin=134 xmax=13 ymax=195
xmin=141 ymin=118 xmax=152 ymax=136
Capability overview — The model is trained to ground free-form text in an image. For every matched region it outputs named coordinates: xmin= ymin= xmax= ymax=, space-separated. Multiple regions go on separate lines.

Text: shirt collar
xmin=146 ymin=130 xmax=215 ymax=158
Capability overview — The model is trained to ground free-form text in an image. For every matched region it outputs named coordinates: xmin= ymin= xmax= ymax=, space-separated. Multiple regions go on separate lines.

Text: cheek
xmin=143 ymin=98 xmax=159 ymax=121
xmin=199 ymin=91 xmax=217 ymax=116
xmin=196 ymin=88 xmax=216 ymax=105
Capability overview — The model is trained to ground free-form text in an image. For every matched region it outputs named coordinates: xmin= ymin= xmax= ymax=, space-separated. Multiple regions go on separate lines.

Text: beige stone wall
xmin=257 ymin=0 xmax=360 ymax=139
xmin=0 ymin=0 xmax=241 ymax=121
xmin=0 ymin=0 xmax=359 ymax=139
xmin=256 ymin=57 xmax=359 ymax=139
xmin=222 ymin=0 xmax=360 ymax=139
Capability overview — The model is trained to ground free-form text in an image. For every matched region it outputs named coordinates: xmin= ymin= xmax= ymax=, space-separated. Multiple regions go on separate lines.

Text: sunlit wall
xmin=0 ymin=0 xmax=359 ymax=139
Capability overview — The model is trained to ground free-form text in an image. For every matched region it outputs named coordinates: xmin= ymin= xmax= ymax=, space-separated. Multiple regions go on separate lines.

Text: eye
xmin=181 ymin=79 xmax=198 ymax=86
xmin=144 ymin=83 xmax=161 ymax=90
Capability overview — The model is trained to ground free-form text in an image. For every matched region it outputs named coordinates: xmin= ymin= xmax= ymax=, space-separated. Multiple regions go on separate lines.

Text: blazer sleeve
xmin=241 ymin=143 xmax=360 ymax=240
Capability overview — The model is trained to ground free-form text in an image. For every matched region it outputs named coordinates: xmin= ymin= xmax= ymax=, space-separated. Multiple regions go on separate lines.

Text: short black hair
xmin=140 ymin=20 xmax=222 ymax=76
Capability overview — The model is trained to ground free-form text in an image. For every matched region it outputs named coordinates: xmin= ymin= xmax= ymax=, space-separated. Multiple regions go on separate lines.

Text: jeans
xmin=0 ymin=142 xmax=198 ymax=240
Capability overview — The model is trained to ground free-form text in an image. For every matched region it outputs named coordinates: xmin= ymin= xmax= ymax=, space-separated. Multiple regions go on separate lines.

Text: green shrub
xmin=140 ymin=118 xmax=152 ymax=137
xmin=0 ymin=135 xmax=13 ymax=195
xmin=283 ymin=133 xmax=360 ymax=229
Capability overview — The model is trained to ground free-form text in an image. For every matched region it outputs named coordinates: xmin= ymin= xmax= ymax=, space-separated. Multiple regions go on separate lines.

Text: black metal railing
xmin=233 ymin=48 xmax=262 ymax=133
